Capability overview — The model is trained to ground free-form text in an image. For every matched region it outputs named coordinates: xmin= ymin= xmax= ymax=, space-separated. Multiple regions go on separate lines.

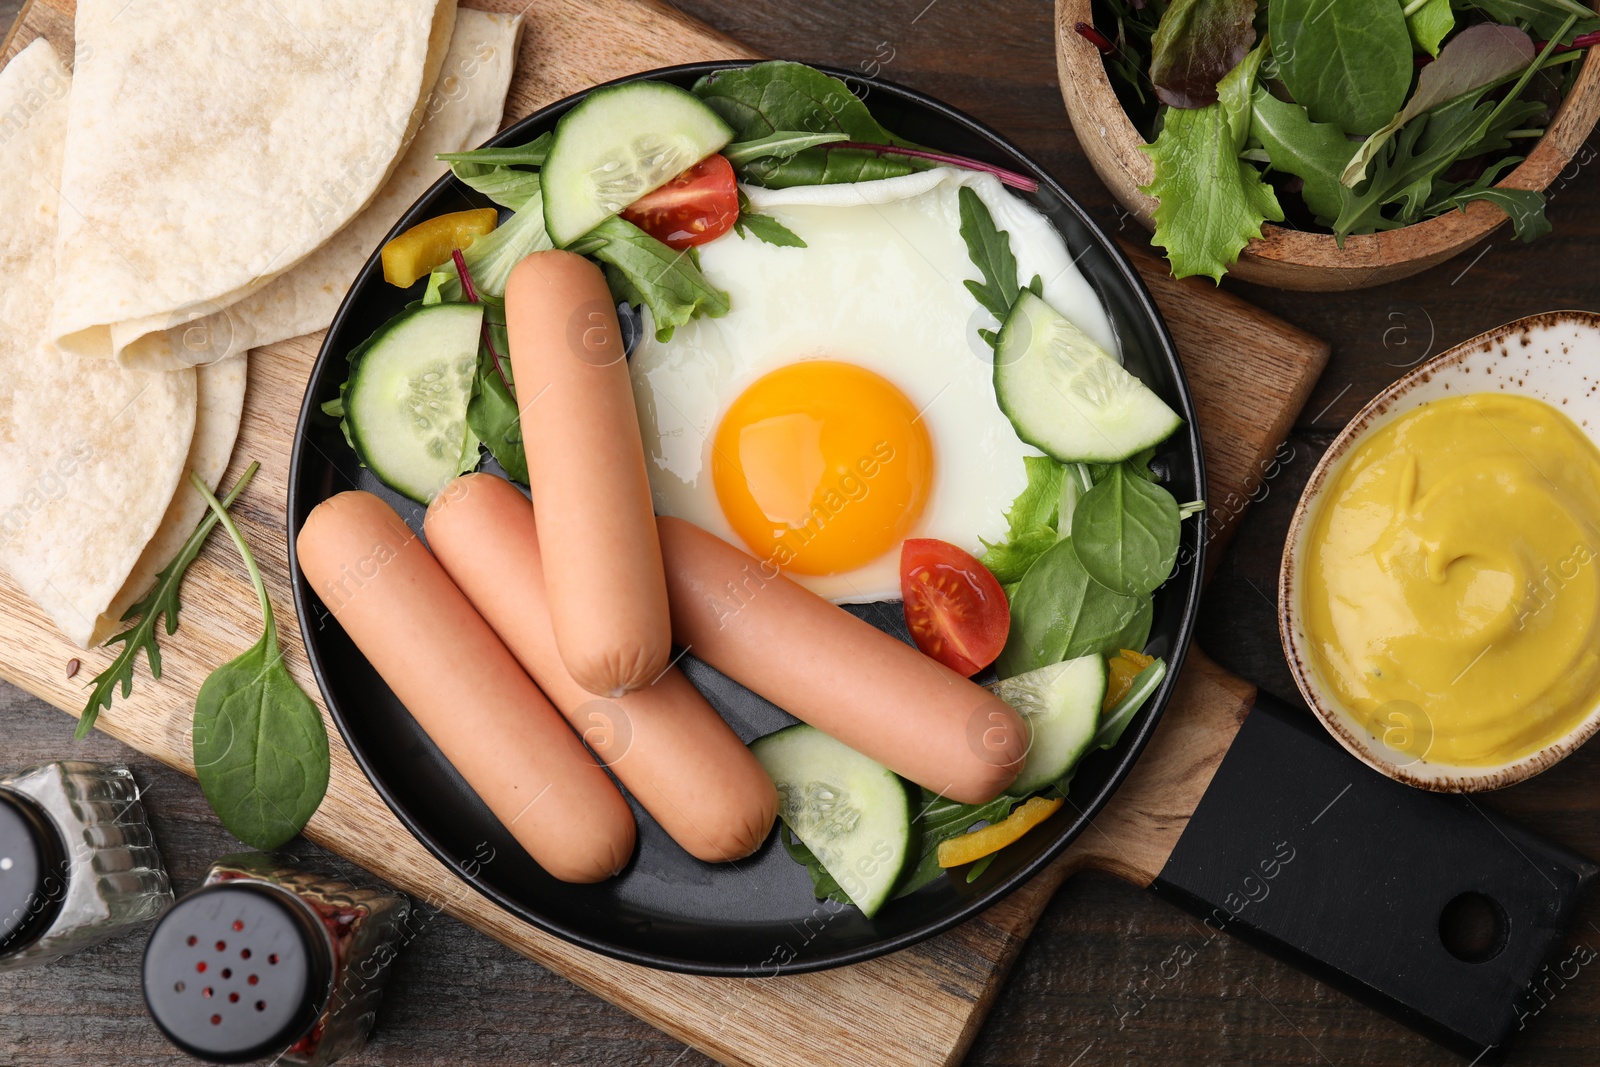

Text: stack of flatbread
xmin=0 ymin=1 xmax=524 ymax=648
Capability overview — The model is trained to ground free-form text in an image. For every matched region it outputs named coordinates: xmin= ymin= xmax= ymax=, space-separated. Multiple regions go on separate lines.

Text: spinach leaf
xmin=466 ymin=341 xmax=528 ymax=483
xmin=1250 ymin=87 xmax=1357 ymax=222
xmin=1142 ymin=43 xmax=1284 ymax=281
xmin=1149 ymin=0 xmax=1259 ymax=108
xmin=732 ymin=190 xmax=807 ymax=248
xmin=1342 ymin=24 xmax=1536 ymax=188
xmin=1408 ymin=0 xmax=1456 ymax=57
xmin=1106 ymin=594 xmax=1155 ymax=655
xmin=436 ymin=132 xmax=552 ymax=168
xmin=189 ymin=472 xmax=329 ymax=851
xmin=692 ymin=61 xmax=933 ymax=187
xmin=1071 ymin=463 xmax=1182 ymax=598
xmin=579 ymin=215 xmax=731 ymax=342
xmin=78 ymin=463 xmax=260 ymax=739
xmin=996 ymin=538 xmax=1143 ymax=679
xmin=1469 ymin=0 xmax=1600 ymax=42
xmin=979 ymin=456 xmax=1066 ymax=586
xmin=1269 ymin=0 xmax=1413 ymax=135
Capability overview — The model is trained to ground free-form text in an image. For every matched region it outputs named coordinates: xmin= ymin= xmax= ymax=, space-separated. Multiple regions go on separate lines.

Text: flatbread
xmin=131 ymin=8 xmax=525 ymax=367
xmin=0 ymin=40 xmax=197 ymax=648
xmin=91 ymin=354 xmax=249 ymax=645
xmin=49 ymin=0 xmax=457 ymax=368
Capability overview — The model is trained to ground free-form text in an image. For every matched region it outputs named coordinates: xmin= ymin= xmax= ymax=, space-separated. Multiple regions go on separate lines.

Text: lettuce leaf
xmin=979 ymin=456 xmax=1066 ymax=586
xmin=1141 ymin=44 xmax=1283 ymax=281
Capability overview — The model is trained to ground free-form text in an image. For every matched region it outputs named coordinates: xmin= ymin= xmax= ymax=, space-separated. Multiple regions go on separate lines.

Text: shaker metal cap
xmin=142 ymin=882 xmax=332 ymax=1063
xmin=0 ymin=789 xmax=67 ymax=956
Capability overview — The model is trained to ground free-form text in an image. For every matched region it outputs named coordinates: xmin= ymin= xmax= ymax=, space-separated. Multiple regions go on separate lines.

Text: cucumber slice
xmin=995 ymin=291 xmax=1182 ymax=463
xmin=995 ymin=654 xmax=1108 ymax=796
xmin=751 ymin=725 xmax=913 ymax=917
xmin=343 ymin=302 xmax=484 ymax=504
xmin=542 ymin=81 xmax=734 ymax=247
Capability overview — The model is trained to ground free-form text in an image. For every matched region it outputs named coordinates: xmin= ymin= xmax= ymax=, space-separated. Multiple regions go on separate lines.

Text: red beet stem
xmin=451 ymin=248 xmax=515 ymax=401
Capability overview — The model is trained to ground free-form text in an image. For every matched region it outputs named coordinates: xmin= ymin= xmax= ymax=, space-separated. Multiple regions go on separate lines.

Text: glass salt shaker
xmin=142 ymin=851 xmax=411 ymax=1065
xmin=0 ymin=760 xmax=173 ymax=971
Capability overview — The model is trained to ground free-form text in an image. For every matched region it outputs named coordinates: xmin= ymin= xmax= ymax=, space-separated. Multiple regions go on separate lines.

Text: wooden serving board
xmin=0 ymin=3 xmax=1329 ymax=1065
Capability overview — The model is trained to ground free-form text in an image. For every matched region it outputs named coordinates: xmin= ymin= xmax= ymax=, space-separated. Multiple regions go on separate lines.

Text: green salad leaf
xmin=958 ymin=185 xmax=1036 ymax=324
xmin=189 ymin=471 xmax=329 ymax=851
xmin=979 ymin=455 xmax=1065 ymax=586
xmin=723 ymin=131 xmax=848 ymax=166
xmin=1071 ymin=461 xmax=1182 ymax=598
xmin=425 ymin=180 xmax=554 ymax=303
xmin=467 ymin=341 xmax=528 ymax=483
xmin=1249 ymin=88 xmax=1356 ymax=222
xmin=436 ymin=132 xmax=552 ymax=168
xmin=77 ymin=463 xmax=260 ymax=740
xmin=448 ymin=162 xmax=541 ymax=210
xmin=1148 ymin=0 xmax=1259 ymax=108
xmin=1468 ymin=0 xmax=1600 ymax=42
xmin=576 ymin=215 xmax=731 ymax=342
xmin=692 ymin=61 xmax=933 ymax=187
xmin=1142 ymin=43 xmax=1283 ymax=281
xmin=1408 ymin=0 xmax=1456 ymax=58
xmin=1094 ymin=658 xmax=1169 ymax=750
xmin=1268 ymin=0 xmax=1413 ymax=136
xmin=732 ymin=190 xmax=807 ymax=248
xmin=997 ymin=537 xmax=1145 ymax=679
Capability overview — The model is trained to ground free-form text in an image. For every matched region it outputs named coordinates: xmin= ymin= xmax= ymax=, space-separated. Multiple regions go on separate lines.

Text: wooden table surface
xmin=4 ymin=2 xmax=1600 ymax=1065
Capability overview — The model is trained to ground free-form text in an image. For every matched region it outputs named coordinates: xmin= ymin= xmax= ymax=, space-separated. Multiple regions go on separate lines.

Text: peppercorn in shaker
xmin=0 ymin=760 xmax=173 ymax=971
xmin=142 ymin=851 xmax=411 ymax=1066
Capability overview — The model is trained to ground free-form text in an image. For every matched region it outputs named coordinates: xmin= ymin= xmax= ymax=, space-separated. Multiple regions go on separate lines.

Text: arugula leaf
xmin=448 ymin=162 xmax=541 ymax=210
xmin=1342 ymin=24 xmax=1536 ymax=188
xmin=723 ymin=131 xmax=848 ymax=166
xmin=1070 ymin=462 xmax=1182 ymax=598
xmin=1094 ymin=658 xmax=1168 ymax=750
xmin=958 ymin=186 xmax=1023 ymax=320
xmin=1469 ymin=0 xmax=1600 ymax=42
xmin=996 ymin=537 xmax=1145 ymax=679
xmin=78 ymin=463 xmax=261 ymax=740
xmin=979 ymin=455 xmax=1066 ymax=585
xmin=1433 ymin=185 xmax=1552 ymax=240
xmin=692 ymin=61 xmax=934 ymax=187
xmin=781 ymin=825 xmax=852 ymax=906
xmin=1142 ymin=44 xmax=1284 ymax=281
xmin=1249 ymin=88 xmax=1356 ymax=222
xmin=1148 ymin=0 xmax=1259 ymax=108
xmin=190 ymin=471 xmax=329 ymax=851
xmin=581 ymin=215 xmax=731 ymax=342
xmin=436 ymin=132 xmax=552 ymax=168
xmin=1408 ymin=0 xmax=1456 ymax=57
xmin=1269 ymin=0 xmax=1413 ymax=135
xmin=732 ymin=190 xmax=807 ymax=248
xmin=892 ymin=790 xmax=1024 ymax=899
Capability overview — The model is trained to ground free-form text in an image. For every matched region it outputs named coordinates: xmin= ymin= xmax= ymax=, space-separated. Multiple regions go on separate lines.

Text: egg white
xmin=629 ymin=167 xmax=1118 ymax=602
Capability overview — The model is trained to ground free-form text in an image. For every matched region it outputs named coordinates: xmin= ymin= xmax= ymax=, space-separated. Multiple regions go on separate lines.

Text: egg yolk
xmin=712 ymin=361 xmax=934 ymax=578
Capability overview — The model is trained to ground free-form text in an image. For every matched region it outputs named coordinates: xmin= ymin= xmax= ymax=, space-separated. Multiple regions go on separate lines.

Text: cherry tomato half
xmin=620 ymin=153 xmax=739 ymax=250
xmin=900 ymin=538 xmax=1011 ymax=677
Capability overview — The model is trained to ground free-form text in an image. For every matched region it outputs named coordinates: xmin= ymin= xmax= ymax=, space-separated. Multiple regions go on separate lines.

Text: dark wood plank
xmin=4 ymin=1 xmax=1600 ymax=1065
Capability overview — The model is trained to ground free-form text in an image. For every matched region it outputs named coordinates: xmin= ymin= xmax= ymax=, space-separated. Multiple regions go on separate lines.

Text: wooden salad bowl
xmin=1054 ymin=0 xmax=1600 ymax=291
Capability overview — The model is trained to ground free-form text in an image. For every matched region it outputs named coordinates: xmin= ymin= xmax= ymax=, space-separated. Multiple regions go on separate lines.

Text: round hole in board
xmin=248 ymin=975 xmax=258 ymax=986
xmin=268 ymin=954 xmax=279 ymax=966
xmin=210 ymin=1015 xmax=221 ymax=1027
xmin=229 ymin=993 xmax=239 ymax=1004
xmin=221 ymin=969 xmax=232 ymax=980
xmin=215 ymin=940 xmax=227 ymax=952
xmin=232 ymin=920 xmax=244 ymax=932
xmin=196 ymin=962 xmax=207 ymax=974
xmin=202 ymin=988 xmax=213 ymax=999
xmin=240 ymin=948 xmax=252 ymax=960
xmin=186 ymin=936 xmax=197 ymax=947
xmin=1439 ymin=891 xmax=1509 ymax=963
xmin=255 ymin=1001 xmax=266 ymax=1012
xmin=173 ymin=982 xmax=185 ymax=994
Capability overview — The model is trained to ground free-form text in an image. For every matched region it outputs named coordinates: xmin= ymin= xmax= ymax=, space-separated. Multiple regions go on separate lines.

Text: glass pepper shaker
xmin=142 ymin=851 xmax=411 ymax=1065
xmin=0 ymin=760 xmax=173 ymax=971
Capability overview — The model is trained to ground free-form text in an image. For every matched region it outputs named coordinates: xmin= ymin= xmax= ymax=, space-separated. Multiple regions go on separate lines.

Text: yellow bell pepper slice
xmin=381 ymin=208 xmax=500 ymax=288
xmin=1104 ymin=648 xmax=1156 ymax=711
xmin=937 ymin=796 xmax=1064 ymax=868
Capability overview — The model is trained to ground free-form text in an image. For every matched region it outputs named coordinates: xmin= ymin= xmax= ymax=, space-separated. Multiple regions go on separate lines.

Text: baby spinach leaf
xmin=1408 ymin=0 xmax=1456 ymax=57
xmin=996 ymin=538 xmax=1144 ymax=679
xmin=1250 ymin=88 xmax=1358 ymax=222
xmin=1142 ymin=43 xmax=1284 ymax=281
xmin=692 ymin=61 xmax=933 ymax=187
xmin=1107 ymin=595 xmax=1155 ymax=655
xmin=1149 ymin=0 xmax=1259 ymax=108
xmin=466 ymin=341 xmax=528 ymax=483
xmin=1269 ymin=0 xmax=1413 ymax=135
xmin=1343 ymin=23 xmax=1535 ymax=187
xmin=189 ymin=472 xmax=329 ymax=851
xmin=78 ymin=463 xmax=261 ymax=740
xmin=1071 ymin=462 xmax=1182 ymax=597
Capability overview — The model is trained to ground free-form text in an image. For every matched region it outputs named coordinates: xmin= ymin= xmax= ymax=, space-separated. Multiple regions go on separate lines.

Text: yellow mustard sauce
xmin=1303 ymin=393 xmax=1600 ymax=766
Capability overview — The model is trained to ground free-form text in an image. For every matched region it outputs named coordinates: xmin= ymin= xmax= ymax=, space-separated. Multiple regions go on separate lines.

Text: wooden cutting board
xmin=0 ymin=2 xmax=1329 ymax=1064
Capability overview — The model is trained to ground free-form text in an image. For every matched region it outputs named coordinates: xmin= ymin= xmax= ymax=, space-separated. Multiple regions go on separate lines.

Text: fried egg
xmin=629 ymin=167 xmax=1117 ymax=602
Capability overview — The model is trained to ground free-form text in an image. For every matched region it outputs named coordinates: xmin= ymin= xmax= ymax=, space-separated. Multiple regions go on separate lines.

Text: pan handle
xmin=1149 ymin=689 xmax=1597 ymax=1061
